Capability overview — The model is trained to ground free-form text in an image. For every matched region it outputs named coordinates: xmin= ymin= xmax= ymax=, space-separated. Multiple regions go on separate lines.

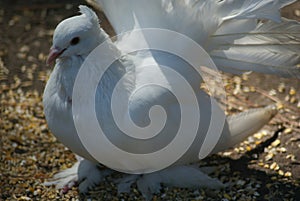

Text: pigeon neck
xmin=97 ymin=54 xmax=135 ymax=107
xmin=92 ymin=32 xmax=135 ymax=100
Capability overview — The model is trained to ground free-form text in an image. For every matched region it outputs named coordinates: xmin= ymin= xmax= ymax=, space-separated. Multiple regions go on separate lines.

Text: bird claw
xmin=61 ymin=180 xmax=78 ymax=194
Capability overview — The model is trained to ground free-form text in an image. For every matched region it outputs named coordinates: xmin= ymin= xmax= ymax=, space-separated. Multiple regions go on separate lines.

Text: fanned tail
xmin=210 ymin=18 xmax=300 ymax=77
xmin=94 ymin=0 xmax=300 ymax=77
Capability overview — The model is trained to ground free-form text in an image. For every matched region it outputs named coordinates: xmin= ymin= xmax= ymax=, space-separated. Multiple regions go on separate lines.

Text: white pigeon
xmin=43 ymin=1 xmax=300 ymax=199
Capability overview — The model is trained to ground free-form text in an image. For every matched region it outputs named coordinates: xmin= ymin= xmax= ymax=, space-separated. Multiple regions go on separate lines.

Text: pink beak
xmin=46 ymin=46 xmax=65 ymax=65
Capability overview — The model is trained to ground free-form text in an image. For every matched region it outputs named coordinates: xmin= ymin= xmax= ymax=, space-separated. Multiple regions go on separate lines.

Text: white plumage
xmin=98 ymin=0 xmax=300 ymax=76
xmin=43 ymin=1 xmax=300 ymax=199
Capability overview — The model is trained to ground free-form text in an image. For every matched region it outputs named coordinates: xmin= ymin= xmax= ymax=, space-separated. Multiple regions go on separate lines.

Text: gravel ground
xmin=1 ymin=1 xmax=300 ymax=200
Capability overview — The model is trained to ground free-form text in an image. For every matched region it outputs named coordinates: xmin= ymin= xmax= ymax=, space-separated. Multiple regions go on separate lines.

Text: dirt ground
xmin=1 ymin=1 xmax=300 ymax=200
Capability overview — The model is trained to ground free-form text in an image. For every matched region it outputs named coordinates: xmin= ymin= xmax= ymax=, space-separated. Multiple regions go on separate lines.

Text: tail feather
xmin=95 ymin=0 xmax=300 ymax=77
xmin=210 ymin=18 xmax=300 ymax=77
xmin=212 ymin=105 xmax=278 ymax=154
xmin=222 ymin=0 xmax=296 ymax=22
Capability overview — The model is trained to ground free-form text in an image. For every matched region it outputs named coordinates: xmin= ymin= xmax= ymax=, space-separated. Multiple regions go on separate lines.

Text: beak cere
xmin=46 ymin=47 xmax=65 ymax=65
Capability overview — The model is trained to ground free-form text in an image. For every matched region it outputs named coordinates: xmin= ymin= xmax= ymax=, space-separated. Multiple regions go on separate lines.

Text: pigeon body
xmin=43 ymin=1 xmax=299 ymax=198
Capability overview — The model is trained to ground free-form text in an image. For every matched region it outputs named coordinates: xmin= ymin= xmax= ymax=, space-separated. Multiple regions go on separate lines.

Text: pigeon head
xmin=47 ymin=5 xmax=106 ymax=65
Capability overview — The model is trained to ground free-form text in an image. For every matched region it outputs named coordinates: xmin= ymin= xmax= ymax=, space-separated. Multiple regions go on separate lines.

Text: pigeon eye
xmin=70 ymin=37 xmax=80 ymax=45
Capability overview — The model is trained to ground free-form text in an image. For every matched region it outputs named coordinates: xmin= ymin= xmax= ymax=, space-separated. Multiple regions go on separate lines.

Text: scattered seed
xmin=270 ymin=162 xmax=279 ymax=170
xmin=269 ymin=89 xmax=277 ymax=96
xmin=278 ymin=83 xmax=285 ymax=93
xmin=290 ymin=96 xmax=297 ymax=104
xmin=284 ymin=172 xmax=292 ymax=177
xmin=265 ymin=153 xmax=274 ymax=161
xmin=286 ymin=154 xmax=296 ymax=162
xmin=278 ymin=170 xmax=284 ymax=176
xmin=289 ymin=87 xmax=296 ymax=96
xmin=284 ymin=128 xmax=293 ymax=134
xmin=271 ymin=139 xmax=281 ymax=147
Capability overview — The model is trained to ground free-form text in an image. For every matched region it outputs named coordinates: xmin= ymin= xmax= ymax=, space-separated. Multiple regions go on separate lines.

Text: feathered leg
xmin=43 ymin=155 xmax=112 ymax=194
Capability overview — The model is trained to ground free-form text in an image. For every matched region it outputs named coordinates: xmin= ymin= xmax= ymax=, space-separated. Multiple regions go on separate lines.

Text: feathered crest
xmin=79 ymin=5 xmax=99 ymax=25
